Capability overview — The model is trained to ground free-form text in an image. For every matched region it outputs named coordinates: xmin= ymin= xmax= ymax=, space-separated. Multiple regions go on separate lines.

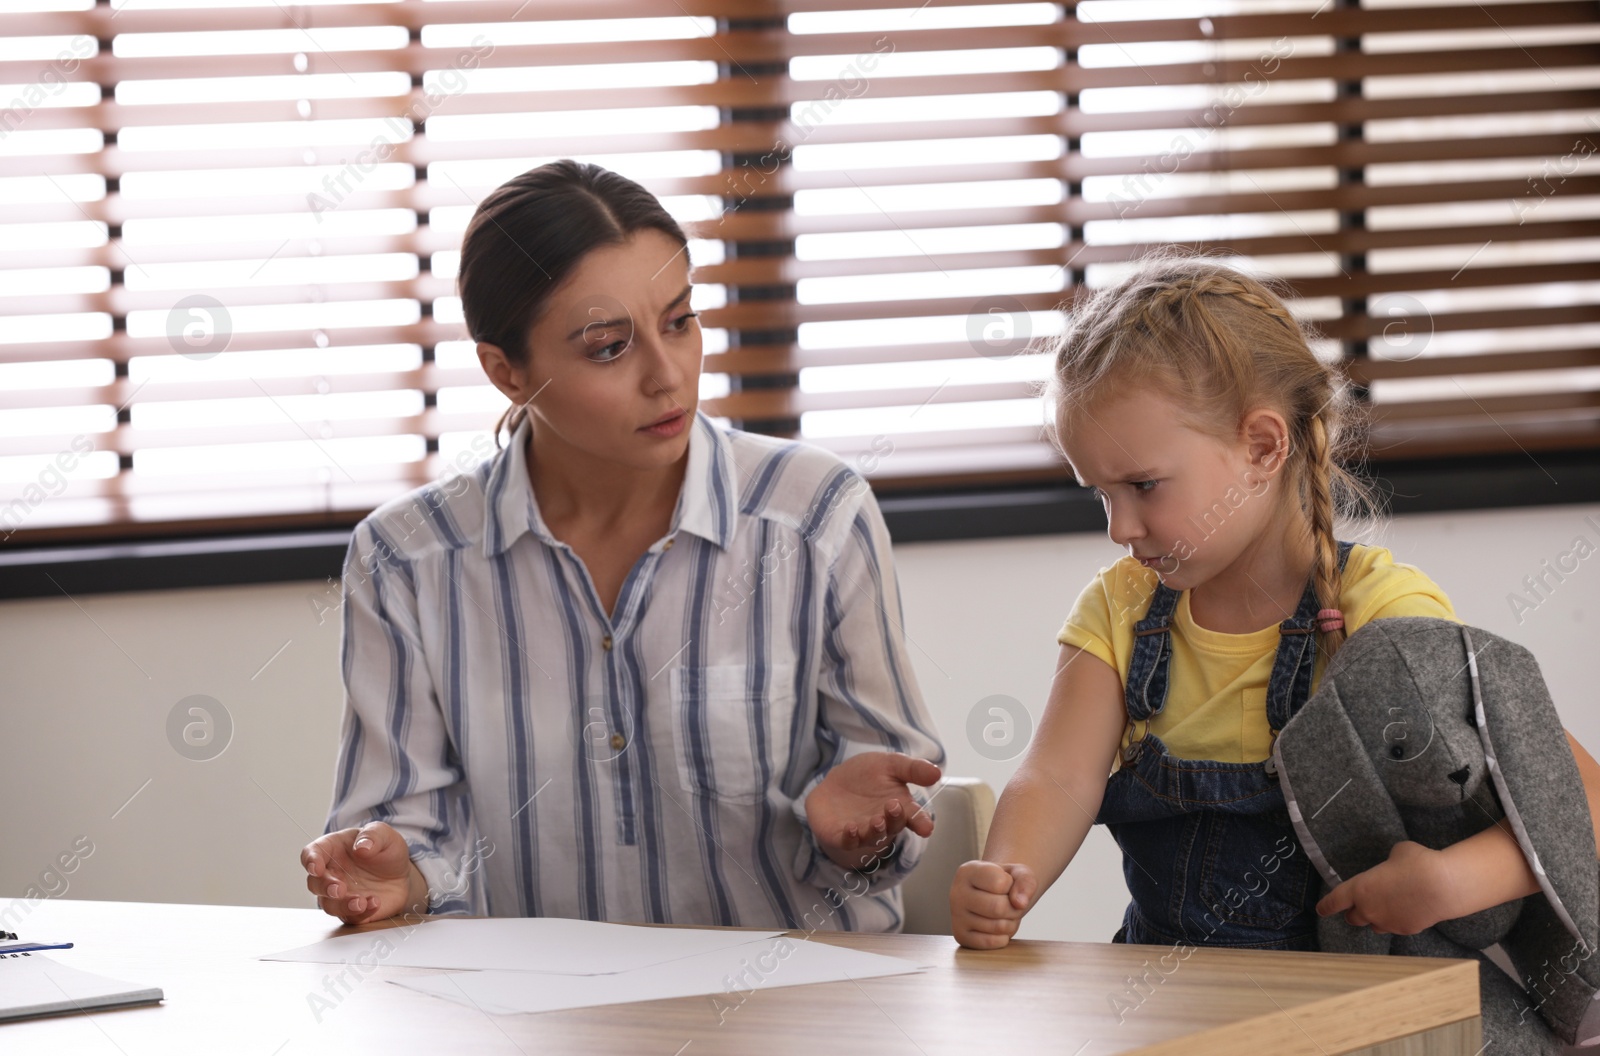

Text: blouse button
xmin=602 ymin=635 xmax=613 ymax=651
xmin=609 ymin=732 xmax=626 ymax=750
xmin=663 ymin=537 xmax=675 ymax=551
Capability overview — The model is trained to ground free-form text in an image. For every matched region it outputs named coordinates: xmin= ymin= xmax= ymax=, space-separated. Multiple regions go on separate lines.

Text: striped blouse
xmin=324 ymin=411 xmax=946 ymax=932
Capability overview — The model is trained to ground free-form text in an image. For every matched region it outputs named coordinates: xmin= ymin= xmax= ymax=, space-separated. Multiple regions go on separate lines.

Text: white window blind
xmin=0 ymin=0 xmax=1596 ymax=544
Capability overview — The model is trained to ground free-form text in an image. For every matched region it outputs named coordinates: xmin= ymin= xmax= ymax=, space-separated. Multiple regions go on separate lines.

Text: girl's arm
xmin=950 ymin=643 xmax=1125 ymax=949
xmin=1319 ymin=728 xmax=1600 ymax=932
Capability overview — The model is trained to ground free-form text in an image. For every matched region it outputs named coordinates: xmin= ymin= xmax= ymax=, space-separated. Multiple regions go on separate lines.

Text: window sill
xmin=1 ymin=449 xmax=1596 ymax=601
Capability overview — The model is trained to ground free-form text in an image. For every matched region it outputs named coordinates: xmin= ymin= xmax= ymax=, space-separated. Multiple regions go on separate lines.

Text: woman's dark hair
xmin=457 ymin=159 xmax=690 ymax=446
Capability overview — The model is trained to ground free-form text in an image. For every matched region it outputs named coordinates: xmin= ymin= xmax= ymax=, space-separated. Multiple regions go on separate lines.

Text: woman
xmin=298 ymin=160 xmax=945 ymax=932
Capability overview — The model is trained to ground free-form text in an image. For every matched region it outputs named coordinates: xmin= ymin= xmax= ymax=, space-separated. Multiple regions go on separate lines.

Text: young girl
xmin=299 ymin=160 xmax=943 ymax=931
xmin=951 ymin=254 xmax=1600 ymax=953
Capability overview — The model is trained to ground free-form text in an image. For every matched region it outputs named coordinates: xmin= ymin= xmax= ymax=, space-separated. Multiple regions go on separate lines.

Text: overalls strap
xmin=1125 ymin=576 xmax=1182 ymax=721
xmin=1263 ymin=540 xmax=1355 ymax=732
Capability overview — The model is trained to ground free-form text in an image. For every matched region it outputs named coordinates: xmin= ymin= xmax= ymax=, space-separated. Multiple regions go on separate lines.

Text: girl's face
xmin=483 ymin=227 xmax=702 ymax=472
xmin=1057 ymin=387 xmax=1292 ymax=591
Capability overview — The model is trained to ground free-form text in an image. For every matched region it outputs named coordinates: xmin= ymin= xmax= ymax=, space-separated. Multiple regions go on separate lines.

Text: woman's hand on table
xmin=301 ymin=821 xmax=429 ymax=925
xmin=951 ymin=860 xmax=1037 ymax=950
xmin=804 ymin=751 xmax=941 ymax=872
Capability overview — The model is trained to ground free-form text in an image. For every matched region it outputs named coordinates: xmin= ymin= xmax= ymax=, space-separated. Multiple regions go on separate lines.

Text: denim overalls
xmin=1094 ymin=541 xmax=1354 ymax=951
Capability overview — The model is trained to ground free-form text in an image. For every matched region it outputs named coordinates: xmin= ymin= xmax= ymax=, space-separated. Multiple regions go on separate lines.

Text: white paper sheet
xmin=388 ymin=936 xmax=928 ymax=1015
xmin=259 ymin=917 xmax=784 ymax=976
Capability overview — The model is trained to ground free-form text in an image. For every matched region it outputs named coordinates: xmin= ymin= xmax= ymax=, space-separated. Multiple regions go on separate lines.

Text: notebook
xmin=0 ymin=952 xmax=163 ymax=1022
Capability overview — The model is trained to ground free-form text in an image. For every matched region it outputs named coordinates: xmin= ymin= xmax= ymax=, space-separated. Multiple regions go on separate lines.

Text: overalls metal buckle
xmin=1121 ymin=717 xmax=1149 ymax=763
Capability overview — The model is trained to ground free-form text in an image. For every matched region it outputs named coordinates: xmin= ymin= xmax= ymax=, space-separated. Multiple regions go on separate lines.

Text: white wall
xmin=2 ymin=501 xmax=1596 ymax=942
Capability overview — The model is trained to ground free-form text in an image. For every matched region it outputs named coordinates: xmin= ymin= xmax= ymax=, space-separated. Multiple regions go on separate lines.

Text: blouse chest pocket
xmin=669 ymin=663 xmax=795 ymax=804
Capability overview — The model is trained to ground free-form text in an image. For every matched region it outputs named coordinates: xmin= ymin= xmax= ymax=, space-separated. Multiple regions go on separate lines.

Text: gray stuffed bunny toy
xmin=1272 ymin=616 xmax=1600 ymax=1055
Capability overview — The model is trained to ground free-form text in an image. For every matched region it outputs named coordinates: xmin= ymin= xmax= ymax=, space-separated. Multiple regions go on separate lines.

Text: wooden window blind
xmin=1 ymin=0 xmax=1596 ymax=546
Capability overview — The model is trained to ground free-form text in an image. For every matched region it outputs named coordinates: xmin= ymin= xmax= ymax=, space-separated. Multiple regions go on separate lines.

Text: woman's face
xmin=486 ymin=226 xmax=702 ymax=472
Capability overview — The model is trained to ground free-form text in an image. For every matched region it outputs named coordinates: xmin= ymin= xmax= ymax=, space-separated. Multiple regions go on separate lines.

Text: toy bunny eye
xmin=1390 ymin=744 xmax=1405 ymax=759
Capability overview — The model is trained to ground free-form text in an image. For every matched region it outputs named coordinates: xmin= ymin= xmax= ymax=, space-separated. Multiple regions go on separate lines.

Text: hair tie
xmin=1316 ymin=608 xmax=1344 ymax=632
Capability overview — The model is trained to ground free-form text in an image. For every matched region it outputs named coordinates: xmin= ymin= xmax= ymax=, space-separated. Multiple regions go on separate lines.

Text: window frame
xmin=3 ymin=449 xmax=1595 ymax=600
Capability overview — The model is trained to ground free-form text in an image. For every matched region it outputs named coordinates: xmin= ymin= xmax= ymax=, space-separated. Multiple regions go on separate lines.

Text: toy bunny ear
xmin=1463 ymin=624 xmax=1600 ymax=1045
xmin=1274 ymin=677 xmax=1406 ymax=955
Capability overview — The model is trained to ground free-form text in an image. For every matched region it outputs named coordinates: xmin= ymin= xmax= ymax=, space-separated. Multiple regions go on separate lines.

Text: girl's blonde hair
xmin=1043 ymin=250 xmax=1381 ymax=661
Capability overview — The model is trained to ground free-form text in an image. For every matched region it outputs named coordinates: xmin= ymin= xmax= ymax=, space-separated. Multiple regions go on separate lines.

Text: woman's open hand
xmin=804 ymin=751 xmax=941 ymax=871
xmin=301 ymin=821 xmax=428 ymax=925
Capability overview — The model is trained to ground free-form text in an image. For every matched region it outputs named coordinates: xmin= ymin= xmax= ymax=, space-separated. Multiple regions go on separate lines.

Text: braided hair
xmin=1043 ymin=251 xmax=1380 ymax=662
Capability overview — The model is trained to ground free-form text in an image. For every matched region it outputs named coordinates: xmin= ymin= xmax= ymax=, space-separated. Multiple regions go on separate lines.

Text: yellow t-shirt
xmin=1057 ymin=544 xmax=1457 ymax=765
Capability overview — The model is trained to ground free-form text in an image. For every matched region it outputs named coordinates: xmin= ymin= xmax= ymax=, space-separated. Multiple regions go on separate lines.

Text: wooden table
xmin=2 ymin=898 xmax=1480 ymax=1055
